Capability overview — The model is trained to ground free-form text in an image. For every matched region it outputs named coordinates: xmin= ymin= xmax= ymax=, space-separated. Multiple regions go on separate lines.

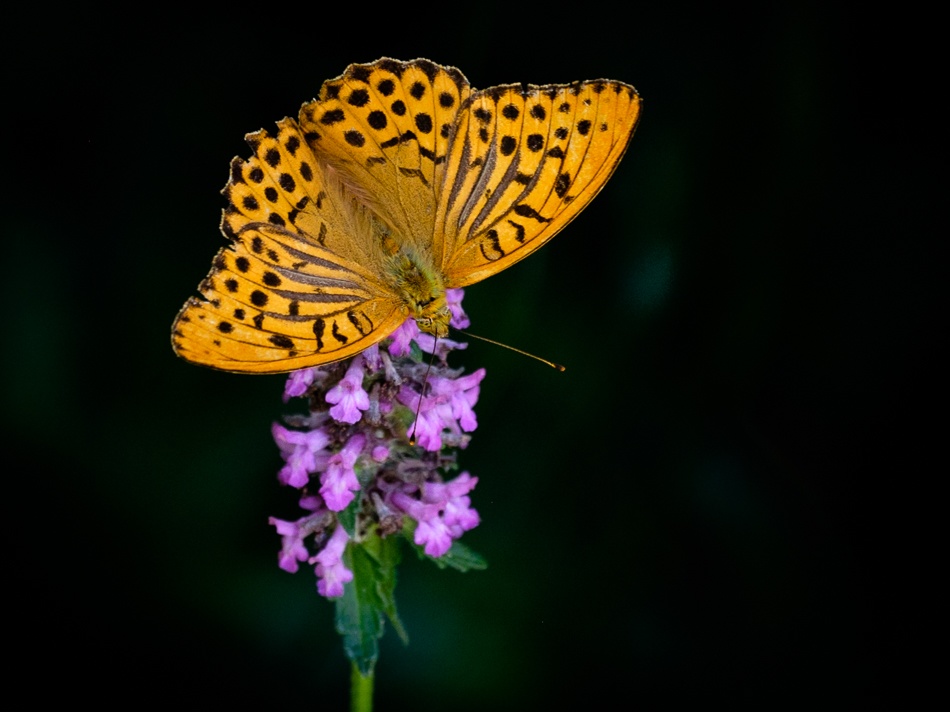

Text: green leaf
xmin=364 ymin=533 xmax=409 ymax=645
xmin=335 ymin=542 xmax=385 ymax=676
xmin=430 ymin=540 xmax=488 ymax=572
xmin=403 ymin=521 xmax=488 ymax=572
xmin=334 ymin=530 xmax=413 ymax=673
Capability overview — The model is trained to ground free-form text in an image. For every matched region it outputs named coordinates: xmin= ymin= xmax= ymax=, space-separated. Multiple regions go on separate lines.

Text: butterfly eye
xmin=417 ymin=297 xmax=436 ymax=308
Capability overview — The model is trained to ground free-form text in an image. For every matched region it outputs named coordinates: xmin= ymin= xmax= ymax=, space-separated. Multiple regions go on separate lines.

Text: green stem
xmin=350 ymin=662 xmax=374 ymax=712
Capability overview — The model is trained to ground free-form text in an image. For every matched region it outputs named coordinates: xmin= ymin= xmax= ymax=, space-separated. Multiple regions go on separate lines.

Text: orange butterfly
xmin=172 ymin=58 xmax=641 ymax=372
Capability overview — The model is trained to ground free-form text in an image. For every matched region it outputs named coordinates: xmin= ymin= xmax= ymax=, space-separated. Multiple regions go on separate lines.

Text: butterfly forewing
xmin=440 ymin=80 xmax=641 ymax=287
xmin=298 ymin=58 xmax=471 ymax=260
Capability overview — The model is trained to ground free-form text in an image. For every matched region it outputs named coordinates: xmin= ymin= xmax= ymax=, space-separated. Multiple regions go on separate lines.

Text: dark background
xmin=5 ymin=6 xmax=936 ymax=708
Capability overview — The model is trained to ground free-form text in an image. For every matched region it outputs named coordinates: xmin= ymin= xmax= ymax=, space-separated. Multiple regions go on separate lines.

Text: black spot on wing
xmin=313 ymin=319 xmax=326 ymax=349
xmin=415 ymin=113 xmax=433 ymax=133
xmin=250 ymin=290 xmax=268 ymax=307
xmin=507 ymin=220 xmax=525 ymax=243
xmin=349 ymin=65 xmax=372 ymax=83
xmin=344 ymin=130 xmax=366 ymax=147
xmin=348 ymin=88 xmax=370 ymax=106
xmin=514 ymin=204 xmax=550 ymax=223
xmin=526 ymin=134 xmax=544 ymax=152
xmin=331 ymin=321 xmax=348 ymax=344
xmin=321 ymin=109 xmax=345 ymax=125
xmin=368 ymin=111 xmax=387 ymax=130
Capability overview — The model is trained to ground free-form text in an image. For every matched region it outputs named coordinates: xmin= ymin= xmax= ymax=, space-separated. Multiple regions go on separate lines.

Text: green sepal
xmin=389 ymin=403 xmax=416 ymax=433
xmin=336 ymin=495 xmax=360 ymax=538
xmin=335 ymin=530 xmax=408 ymax=675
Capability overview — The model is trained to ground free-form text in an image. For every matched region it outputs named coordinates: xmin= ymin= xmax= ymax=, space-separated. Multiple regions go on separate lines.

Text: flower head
xmin=268 ymin=290 xmax=483 ymax=598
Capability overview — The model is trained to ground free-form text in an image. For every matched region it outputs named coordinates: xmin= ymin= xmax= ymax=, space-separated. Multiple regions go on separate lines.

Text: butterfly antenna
xmin=409 ymin=340 xmax=440 ymax=446
xmin=454 ymin=329 xmax=566 ymax=371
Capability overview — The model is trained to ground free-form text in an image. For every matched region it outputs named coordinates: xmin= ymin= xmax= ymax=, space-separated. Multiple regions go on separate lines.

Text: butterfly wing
xmin=436 ymin=79 xmax=641 ymax=287
xmin=172 ymin=119 xmax=408 ymax=373
xmin=297 ymin=58 xmax=472 ymax=268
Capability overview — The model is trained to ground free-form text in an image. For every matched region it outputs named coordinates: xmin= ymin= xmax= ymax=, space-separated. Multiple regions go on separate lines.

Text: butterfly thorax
xmin=386 ymin=247 xmax=450 ymax=338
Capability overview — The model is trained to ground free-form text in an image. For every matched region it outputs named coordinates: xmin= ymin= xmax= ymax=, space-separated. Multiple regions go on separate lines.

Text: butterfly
xmin=171 ymin=58 xmax=641 ymax=373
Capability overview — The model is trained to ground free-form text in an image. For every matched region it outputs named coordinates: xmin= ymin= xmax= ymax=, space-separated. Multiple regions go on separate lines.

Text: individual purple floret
xmin=272 ymin=424 xmax=330 ymax=488
xmin=325 ymin=356 xmax=371 ymax=424
xmin=314 ymin=524 xmax=353 ymax=598
xmin=320 ymin=433 xmax=365 ymax=512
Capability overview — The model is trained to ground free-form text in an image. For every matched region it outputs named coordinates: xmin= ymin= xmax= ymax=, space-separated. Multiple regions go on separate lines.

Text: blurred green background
xmin=4 ymin=6 xmax=935 ymax=708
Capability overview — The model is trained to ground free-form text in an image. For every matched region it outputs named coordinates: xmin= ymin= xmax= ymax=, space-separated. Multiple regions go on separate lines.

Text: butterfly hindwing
xmin=172 ymin=121 xmax=407 ymax=372
xmin=439 ymin=79 xmax=641 ymax=287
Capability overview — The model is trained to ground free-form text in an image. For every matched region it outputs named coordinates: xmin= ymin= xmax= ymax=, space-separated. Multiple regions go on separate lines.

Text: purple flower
xmin=398 ymin=385 xmax=447 ymax=452
xmin=400 ymin=369 xmax=486 ymax=452
xmin=320 ymin=433 xmax=365 ymax=511
xmin=390 ymin=490 xmax=452 ymax=556
xmin=283 ymin=366 xmax=320 ymax=402
xmin=390 ymin=473 xmax=480 ymax=557
xmin=325 ymin=356 xmax=370 ymax=424
xmin=446 ymin=288 xmax=471 ymax=329
xmin=361 ymin=344 xmax=382 ymax=371
xmin=444 ymin=369 xmax=485 ymax=432
xmin=414 ymin=332 xmax=468 ymax=360
xmin=269 ymin=497 xmax=328 ymax=573
xmin=272 ymin=423 xmax=330 ymax=488
xmin=427 ymin=473 xmax=480 ymax=538
xmin=269 ymin=516 xmax=311 ymax=573
xmin=387 ymin=318 xmax=420 ymax=358
xmin=314 ymin=525 xmax=353 ymax=598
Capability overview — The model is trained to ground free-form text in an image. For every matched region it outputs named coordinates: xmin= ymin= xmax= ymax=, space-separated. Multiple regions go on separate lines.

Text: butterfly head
xmin=413 ymin=299 xmax=451 ymax=338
